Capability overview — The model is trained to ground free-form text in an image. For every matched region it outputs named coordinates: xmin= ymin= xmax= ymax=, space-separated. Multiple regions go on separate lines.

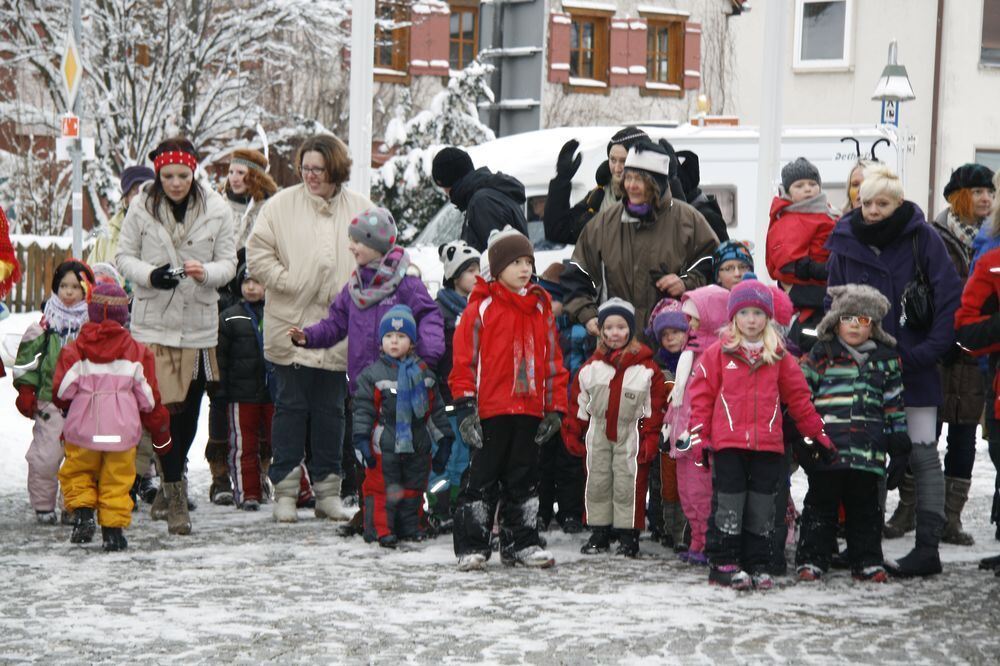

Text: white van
xmin=410 ymin=123 xmax=899 ymax=291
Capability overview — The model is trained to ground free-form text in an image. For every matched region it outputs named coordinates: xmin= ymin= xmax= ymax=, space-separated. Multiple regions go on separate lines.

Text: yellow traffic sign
xmin=61 ymin=32 xmax=82 ymax=109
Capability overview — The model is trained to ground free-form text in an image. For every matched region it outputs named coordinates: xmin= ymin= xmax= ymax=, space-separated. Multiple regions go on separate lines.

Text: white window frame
xmin=793 ymin=0 xmax=854 ymax=71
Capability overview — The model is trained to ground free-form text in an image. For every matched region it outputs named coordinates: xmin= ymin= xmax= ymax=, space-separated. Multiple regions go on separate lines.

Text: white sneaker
xmin=513 ymin=545 xmax=555 ymax=569
xmin=272 ymin=496 xmax=298 ymax=523
xmin=457 ymin=553 xmax=488 ymax=571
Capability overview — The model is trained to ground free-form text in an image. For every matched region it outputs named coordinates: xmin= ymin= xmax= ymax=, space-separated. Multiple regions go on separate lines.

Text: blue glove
xmin=432 ymin=438 xmax=453 ymax=475
xmin=353 ymin=435 xmax=377 ymax=469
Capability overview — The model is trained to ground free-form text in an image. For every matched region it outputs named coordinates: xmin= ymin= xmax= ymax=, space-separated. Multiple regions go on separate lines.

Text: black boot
xmin=101 ymin=527 xmax=128 ymax=552
xmin=615 ymin=529 xmax=640 ymax=558
xmin=70 ymin=508 xmax=96 ymax=544
xmin=979 ymin=553 xmax=1000 ymax=570
xmin=886 ymin=510 xmax=944 ymax=577
xmin=138 ymin=476 xmax=159 ymax=505
xmin=580 ymin=526 xmax=612 ymax=554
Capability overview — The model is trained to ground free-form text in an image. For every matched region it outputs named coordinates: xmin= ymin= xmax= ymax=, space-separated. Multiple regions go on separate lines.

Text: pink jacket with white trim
xmin=52 ymin=320 xmax=171 ymax=452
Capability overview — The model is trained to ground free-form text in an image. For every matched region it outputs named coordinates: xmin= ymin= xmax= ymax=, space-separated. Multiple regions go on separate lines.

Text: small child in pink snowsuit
xmin=663 ymin=284 xmax=730 ymax=565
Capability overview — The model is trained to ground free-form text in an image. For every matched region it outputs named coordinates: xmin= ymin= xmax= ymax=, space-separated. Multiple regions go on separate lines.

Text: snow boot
xmin=751 ymin=572 xmax=774 ymax=590
xmin=942 ymin=476 xmax=975 ymax=546
xmin=60 ymin=509 xmax=75 ymax=526
xmin=507 ymin=545 xmax=555 ymax=568
xmin=273 ymin=468 xmax=301 ymax=523
xmin=457 ymin=553 xmax=488 ymax=571
xmin=209 ymin=475 xmax=235 ymax=506
xmin=241 ymin=499 xmax=260 ymax=512
xmin=337 ymin=508 xmax=364 ymax=537
xmin=35 ymin=510 xmax=57 ymax=525
xmin=660 ymin=503 xmax=677 ymax=549
xmin=883 ymin=473 xmax=916 ymax=539
xmin=709 ymin=564 xmax=752 ymax=590
xmin=379 ymin=534 xmax=398 ymax=549
xmin=796 ymin=564 xmax=823 ymax=582
xmin=886 ymin=510 xmax=944 ymax=577
xmin=151 ymin=486 xmax=169 ymax=521
xmin=615 ymin=529 xmax=641 ymax=558
xmin=101 ymin=526 xmax=128 ymax=552
xmin=314 ymin=474 xmax=352 ymax=521
xmin=138 ymin=475 xmax=159 ymax=505
xmin=581 ymin=526 xmax=613 ymax=554
xmin=560 ymin=516 xmax=584 ymax=534
xmin=668 ymin=502 xmax=689 ymax=552
xmin=852 ymin=565 xmax=888 ymax=583
xmin=164 ymin=481 xmax=192 ymax=535
xmin=205 ymin=438 xmax=232 ymax=505
xmin=979 ymin=553 xmax=1000 ymax=570
xmin=70 ymin=508 xmax=96 ymax=544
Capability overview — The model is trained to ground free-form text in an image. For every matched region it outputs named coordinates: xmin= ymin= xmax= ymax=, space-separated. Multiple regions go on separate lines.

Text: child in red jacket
xmin=765 ymin=157 xmax=841 ymax=351
xmin=688 ymin=274 xmax=836 ymax=590
xmin=564 ymin=298 xmax=667 ymax=558
xmin=449 ymin=228 xmax=569 ymax=571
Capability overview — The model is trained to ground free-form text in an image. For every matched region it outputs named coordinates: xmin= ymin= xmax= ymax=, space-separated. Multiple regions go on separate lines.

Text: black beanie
xmin=943 ymin=163 xmax=996 ymax=199
xmin=607 ymin=126 xmax=650 ymax=156
xmin=432 ymin=147 xmax=475 ymax=188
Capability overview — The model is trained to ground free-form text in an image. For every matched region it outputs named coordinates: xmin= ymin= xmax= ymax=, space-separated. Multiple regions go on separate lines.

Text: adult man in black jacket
xmin=432 ymin=147 xmax=528 ymax=252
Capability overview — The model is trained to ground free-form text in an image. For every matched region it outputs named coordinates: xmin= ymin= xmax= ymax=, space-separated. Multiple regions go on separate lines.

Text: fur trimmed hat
xmin=486 ymin=226 xmax=534 ymax=281
xmin=349 ymin=207 xmax=398 ymax=255
xmin=439 ymin=239 xmax=481 ymax=282
xmin=816 ymin=284 xmax=896 ymax=346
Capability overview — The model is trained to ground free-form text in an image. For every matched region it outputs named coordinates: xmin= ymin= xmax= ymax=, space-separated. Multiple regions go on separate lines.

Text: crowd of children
xmin=11 ymin=152 xmax=997 ymax=590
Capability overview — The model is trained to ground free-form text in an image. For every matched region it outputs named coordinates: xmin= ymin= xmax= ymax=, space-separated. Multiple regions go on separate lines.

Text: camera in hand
xmin=168 ymin=267 xmax=188 ymax=279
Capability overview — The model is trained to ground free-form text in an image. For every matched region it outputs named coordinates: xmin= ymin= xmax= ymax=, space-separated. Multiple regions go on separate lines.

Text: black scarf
xmin=849 ymin=201 xmax=914 ymax=250
xmin=227 ymin=190 xmax=250 ymax=205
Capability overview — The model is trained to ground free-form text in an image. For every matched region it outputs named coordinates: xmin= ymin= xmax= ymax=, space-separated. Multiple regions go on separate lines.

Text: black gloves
xmin=534 ymin=412 xmax=562 ymax=445
xmin=595 ymin=161 xmax=611 ymax=188
xmin=792 ymin=257 xmax=829 ymax=282
xmin=885 ymin=433 xmax=912 ymax=491
xmin=149 ymin=264 xmax=180 ymax=290
xmin=432 ymin=439 xmax=453 ymax=475
xmin=556 ymin=139 xmax=582 ymax=180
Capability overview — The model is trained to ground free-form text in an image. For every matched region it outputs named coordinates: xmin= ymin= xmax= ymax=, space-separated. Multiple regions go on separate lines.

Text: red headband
xmin=153 ymin=150 xmax=198 ymax=174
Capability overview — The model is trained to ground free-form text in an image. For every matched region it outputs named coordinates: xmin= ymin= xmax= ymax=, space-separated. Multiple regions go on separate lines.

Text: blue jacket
xmin=825 ymin=204 xmax=962 ymax=408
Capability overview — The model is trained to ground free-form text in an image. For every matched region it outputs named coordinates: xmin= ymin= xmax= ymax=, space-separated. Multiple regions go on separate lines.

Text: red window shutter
xmin=548 ymin=12 xmax=571 ymax=83
xmin=609 ymin=18 xmax=630 ymax=86
xmin=684 ymin=21 xmax=701 ymax=90
xmin=627 ymin=18 xmax=647 ymax=86
xmin=411 ymin=4 xmax=450 ymax=76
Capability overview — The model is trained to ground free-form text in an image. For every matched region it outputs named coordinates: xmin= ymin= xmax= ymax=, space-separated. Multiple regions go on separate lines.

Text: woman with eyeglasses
xmin=923 ymin=164 xmax=996 ymax=547
xmin=246 ymin=134 xmax=373 ymax=524
xmin=116 ymin=136 xmax=237 ymax=536
xmin=825 ymin=164 xmax=962 ymax=577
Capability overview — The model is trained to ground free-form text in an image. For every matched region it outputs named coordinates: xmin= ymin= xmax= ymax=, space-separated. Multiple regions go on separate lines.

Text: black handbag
xmin=900 ymin=235 xmax=934 ymax=331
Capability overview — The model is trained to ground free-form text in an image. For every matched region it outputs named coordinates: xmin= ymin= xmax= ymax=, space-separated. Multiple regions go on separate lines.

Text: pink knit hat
xmin=727 ymin=273 xmax=773 ymax=320
xmin=88 ymin=281 xmax=130 ymax=327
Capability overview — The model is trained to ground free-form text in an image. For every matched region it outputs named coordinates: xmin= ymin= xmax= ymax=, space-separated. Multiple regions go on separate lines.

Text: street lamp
xmin=871 ymin=40 xmax=915 ymax=188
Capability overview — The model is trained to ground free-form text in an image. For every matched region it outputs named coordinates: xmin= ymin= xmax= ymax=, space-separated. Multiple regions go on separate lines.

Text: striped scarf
xmin=385 ymin=353 xmax=428 ymax=454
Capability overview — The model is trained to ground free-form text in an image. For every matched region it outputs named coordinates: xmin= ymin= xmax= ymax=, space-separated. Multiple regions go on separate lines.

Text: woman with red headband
xmin=115 ymin=136 xmax=237 ymax=536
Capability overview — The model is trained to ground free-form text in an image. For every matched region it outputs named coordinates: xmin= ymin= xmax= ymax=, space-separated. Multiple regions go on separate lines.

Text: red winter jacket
xmin=688 ymin=338 xmax=829 ymax=455
xmin=450 ymin=277 xmax=569 ymax=419
xmin=765 ymin=197 xmax=836 ymax=286
xmin=563 ymin=340 xmax=668 ymax=463
xmin=955 ymin=246 xmax=1000 ymax=357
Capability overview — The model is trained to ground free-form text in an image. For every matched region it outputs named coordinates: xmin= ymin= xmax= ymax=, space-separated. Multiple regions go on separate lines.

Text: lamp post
xmin=871 ymin=40 xmax=915 ymax=187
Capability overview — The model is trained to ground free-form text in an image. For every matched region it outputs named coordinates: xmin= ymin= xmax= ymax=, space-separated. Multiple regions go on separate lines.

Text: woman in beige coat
xmin=116 ymin=136 xmax=236 ymax=535
xmin=246 ymin=134 xmax=372 ymax=523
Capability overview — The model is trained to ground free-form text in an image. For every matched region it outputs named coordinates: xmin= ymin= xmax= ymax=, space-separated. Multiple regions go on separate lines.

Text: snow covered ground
xmin=1 ymin=311 xmax=999 ymax=664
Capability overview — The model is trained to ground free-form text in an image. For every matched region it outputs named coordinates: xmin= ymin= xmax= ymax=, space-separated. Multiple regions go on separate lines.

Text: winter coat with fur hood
xmin=825 ymin=203 xmax=963 ymax=408
xmin=563 ymin=340 xmax=668 ymax=463
xmin=116 ymin=184 xmax=237 ymax=349
xmin=450 ymin=277 xmax=569 ymax=420
xmin=688 ymin=338 xmax=829 ymax=455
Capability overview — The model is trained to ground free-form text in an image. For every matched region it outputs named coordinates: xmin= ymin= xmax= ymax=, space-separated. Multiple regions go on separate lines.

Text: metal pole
xmin=753 ymin=0 xmax=788 ymax=275
xmin=71 ymin=0 xmax=83 ymax=258
xmin=347 ymin=0 xmax=375 ymax=197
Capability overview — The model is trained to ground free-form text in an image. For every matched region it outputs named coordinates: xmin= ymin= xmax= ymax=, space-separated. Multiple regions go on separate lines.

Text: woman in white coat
xmin=116 ymin=136 xmax=236 ymax=535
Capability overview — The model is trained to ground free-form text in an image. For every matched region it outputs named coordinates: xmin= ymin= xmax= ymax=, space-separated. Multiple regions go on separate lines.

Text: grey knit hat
xmin=816 ymin=284 xmax=896 ymax=346
xmin=348 ymin=207 xmax=398 ymax=255
xmin=781 ymin=157 xmax=821 ymax=193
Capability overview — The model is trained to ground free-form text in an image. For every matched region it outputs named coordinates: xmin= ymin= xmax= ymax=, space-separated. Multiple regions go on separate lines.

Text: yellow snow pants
xmin=58 ymin=443 xmax=137 ymax=528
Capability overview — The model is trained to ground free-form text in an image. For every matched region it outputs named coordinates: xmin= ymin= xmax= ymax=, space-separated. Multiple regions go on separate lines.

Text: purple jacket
xmin=825 ymin=203 xmax=962 ymax=408
xmin=302 ymin=269 xmax=444 ymax=393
